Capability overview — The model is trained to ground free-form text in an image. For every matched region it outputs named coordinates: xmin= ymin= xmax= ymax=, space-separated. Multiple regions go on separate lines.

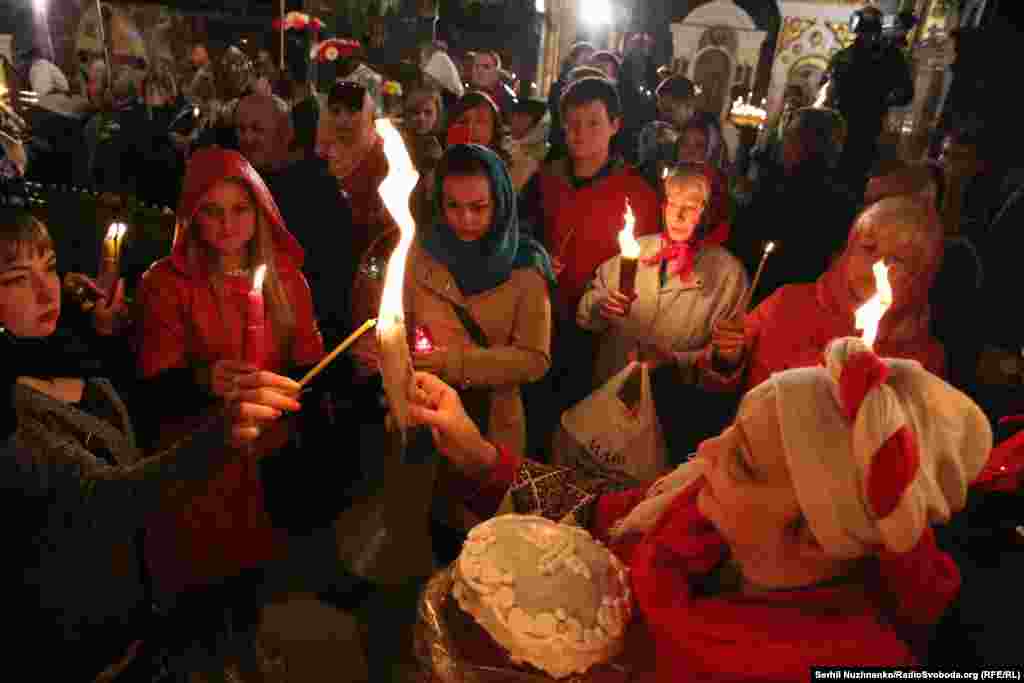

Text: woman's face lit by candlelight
xmin=845 ymin=218 xmax=925 ymax=303
xmin=442 ymin=173 xmax=494 ymax=242
xmin=0 ymin=244 xmax=60 ymax=338
xmin=697 ymin=387 xmax=802 ymax=553
xmin=195 ymin=180 xmax=257 ymax=263
xmin=454 ymin=104 xmax=496 ymax=148
xmin=677 ymin=127 xmax=709 ymax=165
xmin=663 ymin=176 xmax=708 ymax=243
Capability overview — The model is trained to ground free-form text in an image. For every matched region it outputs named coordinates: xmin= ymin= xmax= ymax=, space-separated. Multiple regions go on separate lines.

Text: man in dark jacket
xmin=236 ymin=94 xmax=356 ymax=345
xmin=825 ymin=7 xmax=913 ymax=190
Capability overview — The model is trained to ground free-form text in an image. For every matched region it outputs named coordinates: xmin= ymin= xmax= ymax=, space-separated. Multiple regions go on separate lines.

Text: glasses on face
xmin=328 ymin=80 xmax=368 ymax=112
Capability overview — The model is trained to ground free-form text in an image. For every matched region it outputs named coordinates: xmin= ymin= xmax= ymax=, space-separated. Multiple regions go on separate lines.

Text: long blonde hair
xmin=193 ymin=177 xmax=296 ymax=362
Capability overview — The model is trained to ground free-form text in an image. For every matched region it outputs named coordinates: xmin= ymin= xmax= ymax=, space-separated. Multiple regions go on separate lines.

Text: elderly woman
xmin=578 ymin=166 xmax=748 ymax=389
xmin=0 ymin=208 xmax=300 ymax=679
xmin=708 ymin=196 xmax=947 ymax=395
xmin=408 ymin=332 xmax=992 ymax=678
xmin=137 ymin=147 xmax=324 ymax=597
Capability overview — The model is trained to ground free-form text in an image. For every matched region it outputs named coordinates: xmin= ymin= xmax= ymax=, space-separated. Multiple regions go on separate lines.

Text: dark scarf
xmin=1 ymin=325 xmax=105 ymax=380
xmin=419 ymin=144 xmax=556 ymax=296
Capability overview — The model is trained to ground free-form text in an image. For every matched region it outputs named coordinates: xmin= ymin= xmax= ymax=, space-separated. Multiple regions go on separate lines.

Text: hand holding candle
xmin=374 ymin=118 xmax=421 ymax=441
xmin=855 ymin=261 xmax=893 ymax=349
xmin=99 ymin=221 xmax=127 ymax=302
xmin=617 ymin=199 xmax=640 ymax=301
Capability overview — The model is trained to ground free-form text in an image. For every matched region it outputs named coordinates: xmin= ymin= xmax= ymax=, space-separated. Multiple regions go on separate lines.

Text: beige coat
xmin=578 ymin=236 xmax=749 ymax=388
xmin=407 ymin=244 xmax=552 ymax=453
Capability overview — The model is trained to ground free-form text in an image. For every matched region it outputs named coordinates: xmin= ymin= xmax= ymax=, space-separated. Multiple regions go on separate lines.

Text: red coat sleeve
xmin=696 ymin=286 xmax=775 ymax=392
xmin=283 ymin=268 xmax=325 ymax=366
xmin=590 ymin=487 xmax=652 ymax=544
xmin=136 ymin=261 xmax=190 ymax=379
xmin=446 ymin=444 xmax=524 ymax=520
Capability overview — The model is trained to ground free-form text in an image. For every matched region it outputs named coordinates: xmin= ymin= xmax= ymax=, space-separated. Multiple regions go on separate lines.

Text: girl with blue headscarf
xmin=410 ymin=144 xmax=555 ymax=455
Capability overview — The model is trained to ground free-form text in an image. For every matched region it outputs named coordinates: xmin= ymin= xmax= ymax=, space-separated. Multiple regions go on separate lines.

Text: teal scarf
xmin=419 ymin=144 xmax=556 ymax=296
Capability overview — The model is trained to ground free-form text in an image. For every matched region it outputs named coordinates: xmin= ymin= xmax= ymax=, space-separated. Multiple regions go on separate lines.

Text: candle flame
xmin=252 ymin=264 xmax=267 ymax=292
xmin=375 ymin=118 xmax=420 ymax=331
xmin=105 ymin=222 xmax=127 ymax=241
xmin=765 ymin=241 xmax=775 ymax=254
xmin=617 ymin=200 xmax=640 ymax=259
xmin=854 ymin=261 xmax=893 ymax=349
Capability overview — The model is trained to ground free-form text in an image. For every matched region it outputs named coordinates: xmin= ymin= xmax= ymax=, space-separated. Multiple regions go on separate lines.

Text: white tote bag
xmin=558 ymin=361 xmax=668 ymax=482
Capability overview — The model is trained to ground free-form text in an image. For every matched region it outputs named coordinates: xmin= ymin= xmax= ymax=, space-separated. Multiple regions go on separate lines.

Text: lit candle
xmin=743 ymin=241 xmax=776 ymax=312
xmin=413 ymin=325 xmax=435 ymax=354
xmin=99 ymin=221 xmax=126 ymax=301
xmin=245 ymin=264 xmax=268 ymax=369
xmin=855 ymin=261 xmax=893 ymax=349
xmin=374 ymin=118 xmax=421 ymax=446
xmin=617 ymin=200 xmax=640 ymax=299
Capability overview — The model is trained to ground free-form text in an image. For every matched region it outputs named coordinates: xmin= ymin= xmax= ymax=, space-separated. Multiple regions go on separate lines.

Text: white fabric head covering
xmin=777 ymin=337 xmax=991 ymax=557
xmin=424 ymin=51 xmax=464 ymax=99
xmin=610 ymin=337 xmax=992 ymax=557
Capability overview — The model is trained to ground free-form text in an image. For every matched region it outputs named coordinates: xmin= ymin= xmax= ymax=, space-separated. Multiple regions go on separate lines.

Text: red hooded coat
xmin=137 ymin=148 xmax=324 ymax=595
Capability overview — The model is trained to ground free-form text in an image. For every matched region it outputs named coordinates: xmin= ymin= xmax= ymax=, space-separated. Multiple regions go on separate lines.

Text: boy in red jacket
xmin=520 ymin=76 xmax=660 ymax=457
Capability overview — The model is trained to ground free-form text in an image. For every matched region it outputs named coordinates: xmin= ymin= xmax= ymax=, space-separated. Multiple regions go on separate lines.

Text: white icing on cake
xmin=452 ymin=514 xmax=633 ymax=679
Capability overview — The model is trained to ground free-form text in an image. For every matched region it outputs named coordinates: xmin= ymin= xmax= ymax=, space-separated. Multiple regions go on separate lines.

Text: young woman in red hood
xmin=136 ymin=147 xmax=324 ymax=595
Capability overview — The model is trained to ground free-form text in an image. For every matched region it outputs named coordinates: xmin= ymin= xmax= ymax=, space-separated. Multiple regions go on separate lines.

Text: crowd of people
xmin=1 ymin=11 xmax=1023 ymax=682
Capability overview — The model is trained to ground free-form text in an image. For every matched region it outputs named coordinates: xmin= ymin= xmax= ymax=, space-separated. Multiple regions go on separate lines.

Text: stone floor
xmin=258 ymin=596 xmax=370 ymax=682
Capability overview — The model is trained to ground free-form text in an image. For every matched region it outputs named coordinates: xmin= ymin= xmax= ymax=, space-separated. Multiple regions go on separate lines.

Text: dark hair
xmin=656 ymin=75 xmax=696 ymax=101
xmin=560 ymin=76 xmax=621 ymax=121
xmin=0 ymin=209 xmax=53 ymax=266
xmin=328 ymin=80 xmax=368 ymax=112
xmin=447 ymin=90 xmax=504 ymax=149
xmin=436 ymin=144 xmax=492 ymax=185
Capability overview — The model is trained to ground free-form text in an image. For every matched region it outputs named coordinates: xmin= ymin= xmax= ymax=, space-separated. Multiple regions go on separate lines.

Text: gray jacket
xmin=578 ymin=237 xmax=749 ymax=388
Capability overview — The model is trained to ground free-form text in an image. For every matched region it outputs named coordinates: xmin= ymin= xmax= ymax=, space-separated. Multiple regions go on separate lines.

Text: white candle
xmin=375 ymin=118 xmax=421 ymax=437
xmin=855 ymin=261 xmax=893 ymax=349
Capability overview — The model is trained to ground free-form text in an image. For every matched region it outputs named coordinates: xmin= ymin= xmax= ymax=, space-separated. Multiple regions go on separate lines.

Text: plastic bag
xmin=558 ymin=361 xmax=668 ymax=482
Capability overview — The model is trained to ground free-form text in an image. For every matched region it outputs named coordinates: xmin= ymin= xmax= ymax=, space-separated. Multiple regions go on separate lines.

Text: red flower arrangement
xmin=273 ymin=11 xmax=325 ymax=31
xmin=311 ymin=38 xmax=363 ymax=63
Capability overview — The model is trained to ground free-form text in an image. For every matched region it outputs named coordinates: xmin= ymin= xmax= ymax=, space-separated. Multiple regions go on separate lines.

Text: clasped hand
xmin=710 ymin=313 xmax=747 ymax=368
xmin=600 ymin=289 xmax=636 ymax=320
